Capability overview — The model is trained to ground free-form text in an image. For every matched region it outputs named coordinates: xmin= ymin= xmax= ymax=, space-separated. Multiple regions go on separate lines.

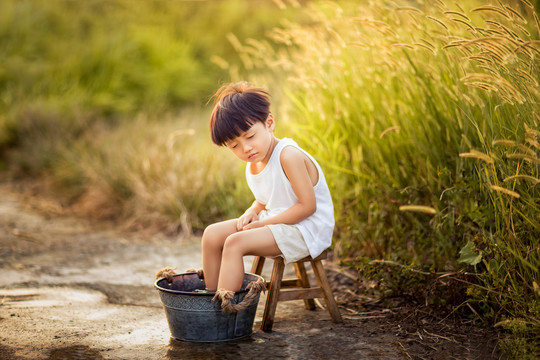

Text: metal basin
xmin=155 ymin=272 xmax=263 ymax=342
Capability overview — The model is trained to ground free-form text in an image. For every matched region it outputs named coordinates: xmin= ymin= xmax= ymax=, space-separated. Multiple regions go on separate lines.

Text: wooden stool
xmin=251 ymin=250 xmax=342 ymax=332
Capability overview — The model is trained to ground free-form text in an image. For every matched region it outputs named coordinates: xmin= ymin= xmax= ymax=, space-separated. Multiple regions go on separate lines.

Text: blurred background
xmin=0 ymin=0 xmax=538 ymax=357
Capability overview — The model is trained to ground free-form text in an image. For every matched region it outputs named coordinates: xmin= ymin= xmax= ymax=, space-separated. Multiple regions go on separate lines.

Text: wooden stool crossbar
xmin=251 ymin=250 xmax=342 ymax=332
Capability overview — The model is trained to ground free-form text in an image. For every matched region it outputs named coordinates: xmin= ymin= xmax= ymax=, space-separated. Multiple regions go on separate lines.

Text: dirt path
xmin=0 ymin=183 xmax=500 ymax=359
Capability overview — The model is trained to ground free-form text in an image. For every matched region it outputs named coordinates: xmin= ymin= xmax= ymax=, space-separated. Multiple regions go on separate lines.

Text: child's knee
xmin=202 ymin=223 xmax=214 ymax=237
xmin=222 ymin=233 xmax=245 ymax=255
xmin=202 ymin=222 xmax=231 ymax=248
xmin=202 ymin=223 xmax=220 ymax=247
xmin=204 ymin=221 xmax=226 ymax=236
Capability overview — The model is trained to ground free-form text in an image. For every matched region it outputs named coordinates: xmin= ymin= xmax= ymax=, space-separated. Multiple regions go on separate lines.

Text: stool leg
xmin=261 ymin=257 xmax=285 ymax=332
xmin=251 ymin=256 xmax=265 ymax=275
xmin=311 ymin=260 xmax=343 ymax=323
xmin=293 ymin=262 xmax=316 ymax=310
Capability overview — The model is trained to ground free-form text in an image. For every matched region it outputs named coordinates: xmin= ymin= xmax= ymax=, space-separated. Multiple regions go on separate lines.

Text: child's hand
xmin=242 ymin=220 xmax=263 ymax=231
xmin=237 ymin=209 xmax=258 ymax=231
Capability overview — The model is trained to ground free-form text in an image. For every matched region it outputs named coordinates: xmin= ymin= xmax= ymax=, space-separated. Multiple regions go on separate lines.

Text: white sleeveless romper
xmin=246 ymin=138 xmax=335 ymax=263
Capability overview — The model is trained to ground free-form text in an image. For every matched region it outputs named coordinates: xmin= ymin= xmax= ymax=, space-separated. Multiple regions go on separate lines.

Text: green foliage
xmin=0 ymin=0 xmax=299 ymax=224
xmin=240 ymin=0 xmax=539 ymax=356
xmin=0 ymin=0 xmax=300 ymax=153
xmin=458 ymin=241 xmax=482 ymax=266
xmin=497 ymin=317 xmax=540 ymax=360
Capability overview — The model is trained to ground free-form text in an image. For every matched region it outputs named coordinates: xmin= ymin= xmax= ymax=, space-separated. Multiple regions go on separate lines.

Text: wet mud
xmin=48 ymin=345 xmax=105 ymax=360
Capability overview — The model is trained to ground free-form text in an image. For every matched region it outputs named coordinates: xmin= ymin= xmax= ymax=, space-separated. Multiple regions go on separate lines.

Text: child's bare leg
xmin=217 ymin=226 xmax=281 ymax=291
xmin=201 ymin=219 xmax=238 ymax=291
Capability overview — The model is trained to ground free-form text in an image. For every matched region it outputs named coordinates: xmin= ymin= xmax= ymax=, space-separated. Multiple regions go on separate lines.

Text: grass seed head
xmin=504 ymin=5 xmax=527 ymax=23
xmin=472 ymin=6 xmax=511 ymax=19
xmin=520 ymin=0 xmax=534 ymax=9
xmin=503 ymin=175 xmax=540 ymax=185
xmin=444 ymin=11 xmax=471 ymax=22
xmin=506 ymin=153 xmax=540 ymax=164
xmin=399 ymin=205 xmax=438 ymax=215
xmin=489 ymin=185 xmax=520 ymax=198
xmin=396 ymin=6 xmax=424 ymax=15
xmin=427 ymin=16 xmax=449 ymax=31
xmin=379 ymin=126 xmax=400 ymax=138
xmin=459 ymin=150 xmax=495 ymax=163
xmin=493 ymin=139 xmax=517 ymax=147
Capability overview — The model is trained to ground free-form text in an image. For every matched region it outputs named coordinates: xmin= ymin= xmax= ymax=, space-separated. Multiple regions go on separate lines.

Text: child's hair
xmin=209 ymin=82 xmax=271 ymax=146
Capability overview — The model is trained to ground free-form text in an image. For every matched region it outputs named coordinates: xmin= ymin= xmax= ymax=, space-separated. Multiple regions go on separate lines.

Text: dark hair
xmin=209 ymin=82 xmax=271 ymax=146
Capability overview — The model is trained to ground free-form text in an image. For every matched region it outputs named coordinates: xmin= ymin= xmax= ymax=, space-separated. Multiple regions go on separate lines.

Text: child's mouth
xmin=248 ymin=153 xmax=258 ymax=159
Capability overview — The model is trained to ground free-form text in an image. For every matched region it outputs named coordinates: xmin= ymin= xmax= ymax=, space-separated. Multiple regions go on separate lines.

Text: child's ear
xmin=266 ymin=114 xmax=275 ymax=131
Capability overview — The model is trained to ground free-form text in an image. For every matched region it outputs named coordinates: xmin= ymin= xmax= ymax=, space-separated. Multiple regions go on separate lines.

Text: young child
xmin=202 ymin=81 xmax=334 ymax=293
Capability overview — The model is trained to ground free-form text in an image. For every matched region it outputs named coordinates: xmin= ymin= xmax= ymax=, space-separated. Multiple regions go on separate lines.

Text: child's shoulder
xmin=279 ymin=141 xmax=320 ymax=185
xmin=279 ymin=141 xmax=310 ymax=164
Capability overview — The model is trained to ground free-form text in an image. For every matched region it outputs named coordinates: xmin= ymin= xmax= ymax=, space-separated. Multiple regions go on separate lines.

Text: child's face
xmin=225 ymin=116 xmax=275 ymax=164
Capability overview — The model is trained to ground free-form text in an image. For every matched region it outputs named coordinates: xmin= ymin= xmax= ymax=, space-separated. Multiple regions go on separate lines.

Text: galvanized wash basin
xmin=155 ymin=272 xmax=264 ymax=342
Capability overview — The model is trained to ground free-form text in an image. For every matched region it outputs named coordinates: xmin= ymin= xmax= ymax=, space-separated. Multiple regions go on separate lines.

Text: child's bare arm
xmin=243 ymin=147 xmax=316 ymax=230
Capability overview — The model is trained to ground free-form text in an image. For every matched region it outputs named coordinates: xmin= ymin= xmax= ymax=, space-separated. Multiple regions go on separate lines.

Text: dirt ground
xmin=0 ymin=182 xmax=502 ymax=360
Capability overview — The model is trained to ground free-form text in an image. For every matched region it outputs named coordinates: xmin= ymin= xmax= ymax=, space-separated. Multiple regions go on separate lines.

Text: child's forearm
xmin=260 ymin=201 xmax=315 ymax=226
xmin=247 ymin=200 xmax=266 ymax=215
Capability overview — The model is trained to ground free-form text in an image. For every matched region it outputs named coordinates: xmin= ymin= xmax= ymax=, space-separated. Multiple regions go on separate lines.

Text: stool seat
xmin=251 ymin=250 xmax=342 ymax=332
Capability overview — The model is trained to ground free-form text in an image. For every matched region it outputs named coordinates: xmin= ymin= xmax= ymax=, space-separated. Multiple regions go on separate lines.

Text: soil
xmin=0 ymin=182 xmax=502 ymax=360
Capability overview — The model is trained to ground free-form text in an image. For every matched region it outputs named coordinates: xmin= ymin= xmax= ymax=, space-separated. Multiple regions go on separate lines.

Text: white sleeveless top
xmin=246 ymin=138 xmax=335 ymax=258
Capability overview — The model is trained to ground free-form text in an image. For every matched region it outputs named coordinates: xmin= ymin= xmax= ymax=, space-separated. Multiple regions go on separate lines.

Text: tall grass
xmin=0 ymin=0 xmax=298 ymax=228
xmin=57 ymin=110 xmax=251 ymax=235
xmin=233 ymin=0 xmax=539 ymax=356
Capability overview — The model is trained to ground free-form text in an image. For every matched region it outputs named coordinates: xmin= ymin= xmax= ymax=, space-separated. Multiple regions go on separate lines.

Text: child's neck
xmin=250 ymin=137 xmax=279 ymax=175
